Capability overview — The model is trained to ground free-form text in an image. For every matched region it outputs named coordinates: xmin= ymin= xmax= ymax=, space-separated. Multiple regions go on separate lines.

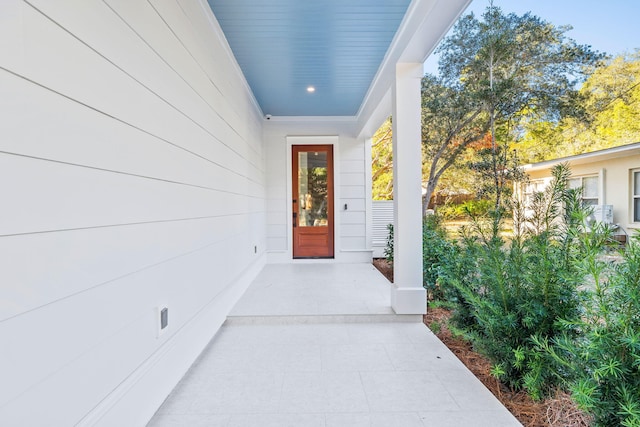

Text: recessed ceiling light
xmin=306 ymin=86 xmax=315 ymax=93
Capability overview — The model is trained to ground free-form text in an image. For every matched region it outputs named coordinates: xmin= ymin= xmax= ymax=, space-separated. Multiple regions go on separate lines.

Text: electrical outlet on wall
xmin=156 ymin=306 xmax=169 ymax=338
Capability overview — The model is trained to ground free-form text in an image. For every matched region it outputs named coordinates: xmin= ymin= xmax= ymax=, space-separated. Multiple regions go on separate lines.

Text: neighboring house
xmin=521 ymin=142 xmax=640 ymax=238
xmin=0 ymin=0 xmax=469 ymax=425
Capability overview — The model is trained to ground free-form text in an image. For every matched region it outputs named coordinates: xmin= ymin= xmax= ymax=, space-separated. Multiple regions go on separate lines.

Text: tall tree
xmin=518 ymin=52 xmax=640 ymax=163
xmin=581 ymin=51 xmax=640 ymax=145
xmin=422 ymin=4 xmax=603 ymax=213
xmin=371 ymin=117 xmax=393 ymax=200
xmin=421 ymin=75 xmax=489 ymax=211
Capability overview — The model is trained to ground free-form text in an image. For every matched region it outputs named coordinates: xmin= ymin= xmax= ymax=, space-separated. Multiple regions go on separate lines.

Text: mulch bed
xmin=372 ymin=259 xmax=591 ymax=427
xmin=372 ymin=258 xmax=394 ymax=282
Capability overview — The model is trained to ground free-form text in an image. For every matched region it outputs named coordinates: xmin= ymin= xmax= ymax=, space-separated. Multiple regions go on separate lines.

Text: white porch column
xmin=391 ymin=62 xmax=426 ymax=314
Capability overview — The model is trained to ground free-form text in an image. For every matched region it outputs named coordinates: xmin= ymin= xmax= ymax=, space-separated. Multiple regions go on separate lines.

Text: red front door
xmin=292 ymin=145 xmax=334 ymax=258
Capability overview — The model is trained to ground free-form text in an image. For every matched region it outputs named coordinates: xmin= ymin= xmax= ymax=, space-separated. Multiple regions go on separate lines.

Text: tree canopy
xmin=371 ymin=118 xmax=393 ymax=200
xmin=371 ymin=6 xmax=640 ymax=210
xmin=421 ymin=5 xmax=603 ymax=211
xmin=518 ymin=51 xmax=640 ymax=163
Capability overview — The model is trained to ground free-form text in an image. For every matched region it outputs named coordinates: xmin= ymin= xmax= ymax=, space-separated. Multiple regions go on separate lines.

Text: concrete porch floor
xmin=148 ymin=263 xmax=521 ymax=427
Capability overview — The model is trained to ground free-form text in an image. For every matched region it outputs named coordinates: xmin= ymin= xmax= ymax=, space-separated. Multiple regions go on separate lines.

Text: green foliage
xmin=582 ymin=52 xmax=640 ymax=148
xmin=439 ymin=164 xmax=610 ymax=399
xmin=439 ymin=6 xmax=603 ymax=123
xmin=537 ymin=234 xmax=640 ymax=426
xmin=434 ymin=161 xmax=640 ymax=423
xmin=384 ymin=223 xmax=394 ymax=265
xmin=386 ymin=214 xmax=454 ymax=300
xmin=422 ymin=214 xmax=453 ymax=299
xmin=428 ymin=299 xmax=456 ymax=311
xmin=422 ymin=4 xmax=602 ymax=208
xmin=421 ymin=73 xmax=489 ymax=211
xmin=470 ymin=144 xmax=525 ymax=212
xmin=371 ymin=118 xmax=394 ymax=200
xmin=438 ymin=199 xmax=493 ymax=219
xmin=518 ymin=52 xmax=640 ymax=163
xmin=436 ymin=228 xmax=483 ymax=329
xmin=428 ymin=320 xmax=442 ymax=334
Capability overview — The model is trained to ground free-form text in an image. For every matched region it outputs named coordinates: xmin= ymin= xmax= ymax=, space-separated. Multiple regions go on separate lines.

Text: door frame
xmin=292 ymin=144 xmax=335 ymax=258
xmin=286 ymin=136 xmax=339 ymax=260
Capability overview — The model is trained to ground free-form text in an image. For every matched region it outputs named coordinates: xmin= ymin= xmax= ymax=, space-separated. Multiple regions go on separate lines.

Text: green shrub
xmin=537 ymin=233 xmax=640 ymax=427
xmin=384 ymin=223 xmax=394 ymax=265
xmin=422 ymin=214 xmax=453 ymax=300
xmin=436 ymin=231 xmax=482 ymax=329
xmin=440 ymin=164 xmax=609 ymax=399
xmin=428 ymin=320 xmax=442 ymax=334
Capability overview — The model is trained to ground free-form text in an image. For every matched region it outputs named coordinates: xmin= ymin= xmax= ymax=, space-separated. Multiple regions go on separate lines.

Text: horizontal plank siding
xmin=339 ymin=140 xmax=367 ymax=251
xmin=0 ymin=0 xmax=265 ymax=425
xmin=372 ymin=200 xmax=394 ymax=258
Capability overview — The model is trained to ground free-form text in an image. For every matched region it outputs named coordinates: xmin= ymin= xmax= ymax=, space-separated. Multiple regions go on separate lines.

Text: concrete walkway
xmin=148 ymin=263 xmax=521 ymax=427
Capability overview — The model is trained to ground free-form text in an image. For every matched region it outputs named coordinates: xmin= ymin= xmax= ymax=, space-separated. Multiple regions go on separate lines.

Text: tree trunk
xmin=422 ymin=179 xmax=438 ymax=217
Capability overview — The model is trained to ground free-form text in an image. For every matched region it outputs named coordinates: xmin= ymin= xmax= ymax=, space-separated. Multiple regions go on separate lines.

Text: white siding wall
xmin=527 ymin=153 xmax=640 ymax=233
xmin=263 ymin=122 xmax=371 ymax=262
xmin=372 ymin=200 xmax=394 ymax=258
xmin=0 ymin=1 xmax=265 ymax=425
xmin=340 ymin=138 xmax=368 ymax=252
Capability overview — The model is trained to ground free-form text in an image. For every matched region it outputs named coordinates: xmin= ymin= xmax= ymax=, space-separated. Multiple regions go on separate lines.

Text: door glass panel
xmin=298 ymin=151 xmax=328 ymax=227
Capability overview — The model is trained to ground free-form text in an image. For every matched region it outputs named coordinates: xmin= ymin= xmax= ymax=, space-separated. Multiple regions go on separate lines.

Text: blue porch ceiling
xmin=207 ymin=0 xmax=413 ymax=117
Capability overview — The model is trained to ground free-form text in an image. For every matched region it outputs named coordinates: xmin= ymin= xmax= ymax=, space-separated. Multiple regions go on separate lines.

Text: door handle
xmin=293 ymin=212 xmax=297 ymax=227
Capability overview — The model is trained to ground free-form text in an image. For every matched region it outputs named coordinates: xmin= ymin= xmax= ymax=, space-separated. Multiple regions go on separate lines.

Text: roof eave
xmin=522 ymin=142 xmax=640 ymax=172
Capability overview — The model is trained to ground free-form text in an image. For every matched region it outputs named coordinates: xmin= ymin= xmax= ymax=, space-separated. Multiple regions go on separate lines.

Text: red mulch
xmin=373 ymin=259 xmax=591 ymax=427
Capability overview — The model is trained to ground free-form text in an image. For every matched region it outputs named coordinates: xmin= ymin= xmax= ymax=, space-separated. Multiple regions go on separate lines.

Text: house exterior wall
xmin=372 ymin=200 xmax=394 ymax=258
xmin=526 ymin=152 xmax=640 ymax=233
xmin=263 ymin=121 xmax=372 ymax=262
xmin=0 ymin=1 xmax=265 ymax=425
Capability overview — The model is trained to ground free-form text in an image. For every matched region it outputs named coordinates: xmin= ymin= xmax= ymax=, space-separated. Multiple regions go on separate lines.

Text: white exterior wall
xmin=372 ymin=200 xmax=394 ymax=258
xmin=0 ymin=1 xmax=265 ymax=425
xmin=264 ymin=121 xmax=372 ymax=262
xmin=527 ymin=152 xmax=640 ymax=233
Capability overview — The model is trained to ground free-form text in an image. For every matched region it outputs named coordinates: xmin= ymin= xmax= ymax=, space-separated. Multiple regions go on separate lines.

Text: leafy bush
xmin=537 ymin=233 xmax=640 ymax=427
xmin=436 ymin=230 xmax=483 ymax=329
xmin=440 ymin=164 xmax=609 ymax=399
xmin=384 ymin=223 xmax=394 ymax=265
xmin=422 ymin=214 xmax=453 ymax=299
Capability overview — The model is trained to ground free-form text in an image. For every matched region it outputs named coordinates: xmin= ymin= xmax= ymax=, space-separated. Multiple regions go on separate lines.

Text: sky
xmin=424 ymin=0 xmax=640 ymax=75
